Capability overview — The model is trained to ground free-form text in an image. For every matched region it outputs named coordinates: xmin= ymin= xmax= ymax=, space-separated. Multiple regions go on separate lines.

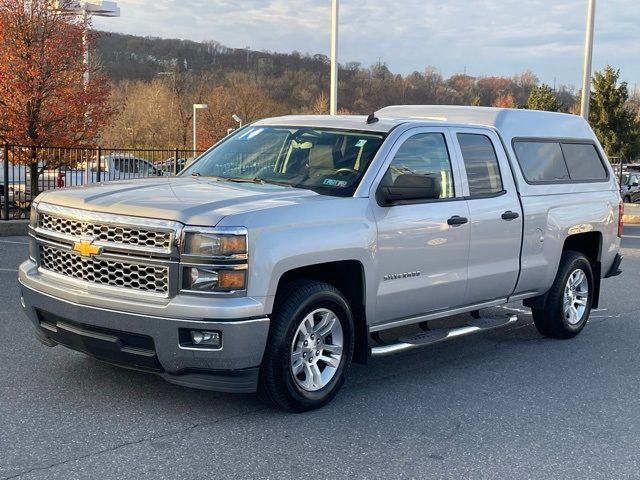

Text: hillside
xmin=96 ymin=31 xmax=331 ymax=82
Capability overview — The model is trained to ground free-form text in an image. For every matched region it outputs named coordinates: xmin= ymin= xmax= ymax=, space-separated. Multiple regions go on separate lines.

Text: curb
xmin=623 ymin=215 xmax=640 ymax=225
xmin=0 ymin=220 xmax=29 ymax=237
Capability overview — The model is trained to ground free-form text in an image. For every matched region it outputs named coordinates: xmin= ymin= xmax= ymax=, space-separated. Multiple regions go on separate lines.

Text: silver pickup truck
xmin=19 ymin=106 xmax=623 ymax=412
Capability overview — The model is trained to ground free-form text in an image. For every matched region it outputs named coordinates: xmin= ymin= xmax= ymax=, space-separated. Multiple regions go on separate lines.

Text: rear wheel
xmin=532 ymin=251 xmax=593 ymax=339
xmin=258 ymin=280 xmax=354 ymax=412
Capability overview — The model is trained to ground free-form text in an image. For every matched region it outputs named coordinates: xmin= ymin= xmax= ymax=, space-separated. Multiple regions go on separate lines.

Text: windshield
xmin=181 ymin=126 xmax=386 ymax=196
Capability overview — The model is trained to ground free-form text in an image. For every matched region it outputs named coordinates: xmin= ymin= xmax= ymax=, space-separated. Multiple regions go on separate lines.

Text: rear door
xmin=450 ymin=128 xmax=523 ymax=304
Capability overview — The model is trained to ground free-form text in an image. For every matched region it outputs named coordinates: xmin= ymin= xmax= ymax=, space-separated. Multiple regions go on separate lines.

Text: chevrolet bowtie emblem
xmin=72 ymin=240 xmax=102 ymax=257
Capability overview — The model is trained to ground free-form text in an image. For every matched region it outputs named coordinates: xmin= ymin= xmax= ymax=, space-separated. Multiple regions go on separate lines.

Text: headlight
xmin=182 ymin=267 xmax=247 ymax=292
xmin=182 ymin=228 xmax=247 ymax=258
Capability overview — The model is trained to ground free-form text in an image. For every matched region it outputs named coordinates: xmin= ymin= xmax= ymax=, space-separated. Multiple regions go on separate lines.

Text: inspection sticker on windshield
xmin=323 ymin=178 xmax=348 ymax=187
xmin=355 ymin=139 xmax=367 ymax=147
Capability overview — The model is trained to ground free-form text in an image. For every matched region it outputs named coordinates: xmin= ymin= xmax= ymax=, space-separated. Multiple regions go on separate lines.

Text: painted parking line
xmin=0 ymin=268 xmax=18 ymax=272
xmin=0 ymin=240 xmax=29 ymax=245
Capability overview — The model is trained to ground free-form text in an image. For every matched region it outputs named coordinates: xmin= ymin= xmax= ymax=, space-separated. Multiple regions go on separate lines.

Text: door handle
xmin=447 ymin=215 xmax=469 ymax=226
xmin=501 ymin=211 xmax=520 ymax=221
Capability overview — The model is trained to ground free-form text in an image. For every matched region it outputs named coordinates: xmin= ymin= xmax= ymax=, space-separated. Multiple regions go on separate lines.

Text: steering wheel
xmin=334 ymin=168 xmax=359 ymax=176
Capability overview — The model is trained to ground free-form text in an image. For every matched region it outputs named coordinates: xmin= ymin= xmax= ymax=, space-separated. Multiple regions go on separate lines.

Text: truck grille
xmin=40 ymin=245 xmax=169 ymax=295
xmin=40 ymin=213 xmax=173 ymax=251
xmin=32 ymin=204 xmax=182 ymax=297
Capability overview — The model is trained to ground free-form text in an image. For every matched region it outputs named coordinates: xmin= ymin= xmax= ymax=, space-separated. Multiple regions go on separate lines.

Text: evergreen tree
xmin=589 ymin=66 xmax=640 ymax=160
xmin=527 ymin=84 xmax=560 ymax=112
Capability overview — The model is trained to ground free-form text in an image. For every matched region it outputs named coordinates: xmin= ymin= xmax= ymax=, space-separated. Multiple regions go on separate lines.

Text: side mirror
xmin=377 ymin=173 xmax=441 ymax=206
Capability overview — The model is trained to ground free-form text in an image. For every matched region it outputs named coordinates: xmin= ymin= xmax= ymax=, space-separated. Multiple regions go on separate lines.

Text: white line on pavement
xmin=0 ymin=268 xmax=18 ymax=272
xmin=0 ymin=240 xmax=28 ymax=245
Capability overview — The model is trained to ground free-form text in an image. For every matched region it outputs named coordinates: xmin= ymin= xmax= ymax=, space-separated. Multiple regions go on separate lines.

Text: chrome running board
xmin=370 ymin=315 xmax=518 ymax=357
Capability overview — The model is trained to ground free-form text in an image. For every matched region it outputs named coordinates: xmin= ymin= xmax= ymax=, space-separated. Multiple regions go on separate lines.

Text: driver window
xmin=386 ymin=133 xmax=455 ymax=199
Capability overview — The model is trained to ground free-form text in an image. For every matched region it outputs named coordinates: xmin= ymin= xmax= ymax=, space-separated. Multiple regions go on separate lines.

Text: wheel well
xmin=276 ymin=261 xmax=368 ymax=364
xmin=563 ymin=232 xmax=602 ymax=265
xmin=525 ymin=232 xmax=603 ymax=311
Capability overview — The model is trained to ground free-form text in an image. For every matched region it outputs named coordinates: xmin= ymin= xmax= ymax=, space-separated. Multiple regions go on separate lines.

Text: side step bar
xmin=370 ymin=315 xmax=518 ymax=357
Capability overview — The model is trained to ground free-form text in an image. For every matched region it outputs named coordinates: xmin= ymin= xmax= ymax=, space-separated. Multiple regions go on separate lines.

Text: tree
xmin=527 ymin=84 xmax=560 ymax=112
xmin=198 ymin=74 xmax=287 ymax=148
xmin=493 ymin=93 xmax=516 ymax=108
xmin=0 ymin=0 xmax=114 ymax=194
xmin=310 ymin=92 xmax=329 ymax=115
xmin=589 ymin=66 xmax=640 ymax=160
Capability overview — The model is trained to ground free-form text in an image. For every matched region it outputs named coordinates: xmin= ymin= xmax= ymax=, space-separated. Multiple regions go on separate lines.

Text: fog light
xmin=190 ymin=330 xmax=221 ymax=347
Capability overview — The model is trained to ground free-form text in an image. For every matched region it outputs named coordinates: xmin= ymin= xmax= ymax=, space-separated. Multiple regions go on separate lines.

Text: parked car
xmin=38 ymin=154 xmax=161 ymax=188
xmin=154 ymin=157 xmax=189 ymax=175
xmin=20 ymin=106 xmax=622 ymax=411
xmin=620 ymin=172 xmax=640 ymax=203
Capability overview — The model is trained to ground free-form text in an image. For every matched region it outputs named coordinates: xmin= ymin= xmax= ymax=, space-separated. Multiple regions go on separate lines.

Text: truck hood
xmin=36 ymin=176 xmax=321 ymax=226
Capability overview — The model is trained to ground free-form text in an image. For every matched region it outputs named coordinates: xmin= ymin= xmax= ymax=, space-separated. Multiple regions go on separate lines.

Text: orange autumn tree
xmin=0 ymin=0 xmax=113 ymax=194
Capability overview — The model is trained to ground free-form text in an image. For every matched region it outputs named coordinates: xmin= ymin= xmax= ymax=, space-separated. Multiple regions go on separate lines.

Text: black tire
xmin=532 ymin=251 xmax=593 ymax=339
xmin=258 ymin=280 xmax=354 ymax=412
xmin=624 ymin=195 xmax=631 ymax=203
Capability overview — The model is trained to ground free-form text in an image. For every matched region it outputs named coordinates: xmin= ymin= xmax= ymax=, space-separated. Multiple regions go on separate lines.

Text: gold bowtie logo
xmin=72 ymin=240 xmax=102 ymax=257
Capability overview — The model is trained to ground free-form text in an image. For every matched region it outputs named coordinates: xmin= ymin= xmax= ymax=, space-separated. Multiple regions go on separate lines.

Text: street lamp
xmin=53 ymin=1 xmax=120 ymax=87
xmin=232 ymin=114 xmax=243 ymax=128
xmin=330 ymin=0 xmax=339 ymax=115
xmin=193 ymin=104 xmax=208 ymax=153
xmin=580 ymin=0 xmax=596 ymax=120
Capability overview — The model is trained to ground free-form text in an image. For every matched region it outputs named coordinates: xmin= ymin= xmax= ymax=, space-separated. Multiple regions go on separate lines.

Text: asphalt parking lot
xmin=2 ymin=228 xmax=640 ymax=480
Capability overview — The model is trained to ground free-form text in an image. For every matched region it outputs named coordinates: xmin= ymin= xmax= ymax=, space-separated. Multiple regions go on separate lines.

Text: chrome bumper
xmin=19 ymin=260 xmax=271 ymax=393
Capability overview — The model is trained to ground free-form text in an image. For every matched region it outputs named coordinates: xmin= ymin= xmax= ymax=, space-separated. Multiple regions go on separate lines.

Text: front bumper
xmin=19 ymin=261 xmax=271 ymax=393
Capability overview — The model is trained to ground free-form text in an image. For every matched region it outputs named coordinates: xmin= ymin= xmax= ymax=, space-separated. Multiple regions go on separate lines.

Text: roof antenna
xmin=366 ymin=113 xmax=379 ymax=124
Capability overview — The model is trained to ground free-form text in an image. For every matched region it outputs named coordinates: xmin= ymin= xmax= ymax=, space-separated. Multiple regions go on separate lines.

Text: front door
xmin=371 ymin=128 xmax=470 ymax=326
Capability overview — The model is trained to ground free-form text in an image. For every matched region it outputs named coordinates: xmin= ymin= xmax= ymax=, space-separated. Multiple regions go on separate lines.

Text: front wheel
xmin=258 ymin=280 xmax=354 ymax=412
xmin=624 ymin=195 xmax=631 ymax=203
xmin=532 ymin=251 xmax=593 ymax=339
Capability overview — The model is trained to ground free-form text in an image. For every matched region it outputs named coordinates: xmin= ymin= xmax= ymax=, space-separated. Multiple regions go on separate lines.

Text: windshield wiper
xmin=224 ymin=177 xmax=292 ymax=187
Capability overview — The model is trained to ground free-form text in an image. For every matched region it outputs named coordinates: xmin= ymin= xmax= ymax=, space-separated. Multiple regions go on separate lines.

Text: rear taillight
xmin=618 ymin=201 xmax=624 ymax=237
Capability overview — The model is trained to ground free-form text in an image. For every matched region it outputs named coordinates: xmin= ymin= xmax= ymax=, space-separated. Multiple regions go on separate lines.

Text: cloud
xmin=93 ymin=0 xmax=640 ymax=87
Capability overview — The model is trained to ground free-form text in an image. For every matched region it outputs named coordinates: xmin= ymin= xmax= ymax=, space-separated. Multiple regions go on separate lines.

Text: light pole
xmin=193 ymin=104 xmax=208 ymax=153
xmin=330 ymin=0 xmax=339 ymax=115
xmin=232 ymin=114 xmax=243 ymax=128
xmin=580 ymin=0 xmax=596 ymax=120
xmin=53 ymin=1 xmax=120 ymax=87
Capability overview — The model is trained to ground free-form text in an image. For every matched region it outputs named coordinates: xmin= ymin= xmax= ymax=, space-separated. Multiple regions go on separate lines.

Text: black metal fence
xmin=1 ymin=144 xmax=205 ymax=220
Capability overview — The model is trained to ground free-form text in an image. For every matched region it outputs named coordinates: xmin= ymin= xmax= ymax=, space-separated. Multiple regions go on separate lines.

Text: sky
xmin=94 ymin=0 xmax=640 ymax=91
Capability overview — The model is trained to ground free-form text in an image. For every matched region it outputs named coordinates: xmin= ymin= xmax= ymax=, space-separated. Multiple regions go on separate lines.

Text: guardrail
xmin=1 ymin=144 xmax=205 ymax=220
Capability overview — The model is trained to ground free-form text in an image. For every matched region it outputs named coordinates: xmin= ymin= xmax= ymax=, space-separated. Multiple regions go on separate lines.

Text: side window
xmin=457 ymin=134 xmax=503 ymax=196
xmin=513 ymin=141 xmax=570 ymax=183
xmin=561 ymin=143 xmax=608 ymax=181
xmin=387 ymin=133 xmax=454 ymax=199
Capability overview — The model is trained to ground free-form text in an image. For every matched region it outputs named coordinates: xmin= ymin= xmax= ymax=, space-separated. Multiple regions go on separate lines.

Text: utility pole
xmin=330 ymin=0 xmax=339 ymax=115
xmin=580 ymin=0 xmax=596 ymax=120
xmin=193 ymin=104 xmax=208 ymax=153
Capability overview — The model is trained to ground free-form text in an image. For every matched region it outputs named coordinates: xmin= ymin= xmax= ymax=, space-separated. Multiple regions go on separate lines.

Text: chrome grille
xmin=40 ymin=245 xmax=169 ymax=295
xmin=40 ymin=213 xmax=173 ymax=251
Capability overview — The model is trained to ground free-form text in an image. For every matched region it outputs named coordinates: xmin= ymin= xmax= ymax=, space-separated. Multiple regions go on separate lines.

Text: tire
xmin=624 ymin=195 xmax=631 ymax=203
xmin=532 ymin=251 xmax=593 ymax=339
xmin=258 ymin=280 xmax=354 ymax=412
